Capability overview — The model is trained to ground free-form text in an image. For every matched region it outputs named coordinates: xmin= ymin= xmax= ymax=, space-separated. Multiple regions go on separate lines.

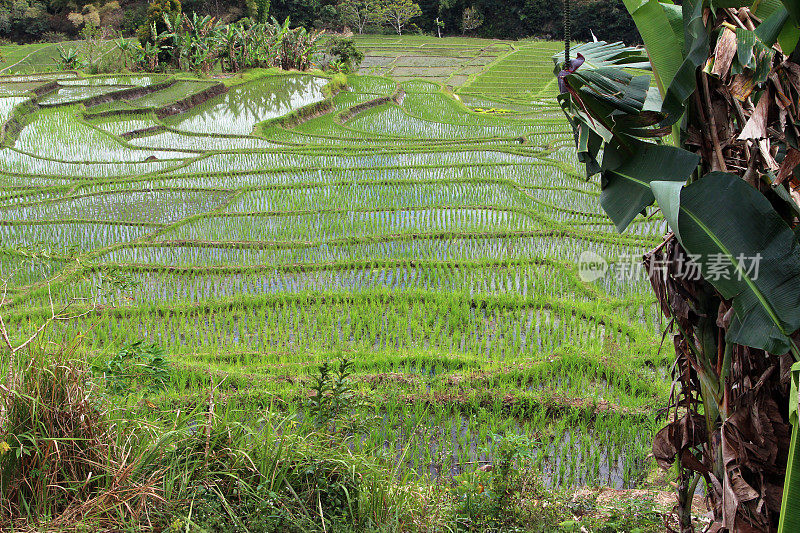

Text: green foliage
xmin=452 ymin=434 xmax=567 ymax=531
xmin=126 ymin=14 xmax=322 ymax=73
xmin=56 ymin=44 xmax=81 ymax=70
xmin=560 ymin=495 xmax=662 ymax=532
xmin=0 ymin=348 xmax=109 ymax=521
xmin=0 ymin=345 xmax=426 ymax=531
xmin=324 ymin=71 xmax=348 ymax=93
xmin=461 ymin=6 xmax=483 ymax=34
xmin=121 ymin=3 xmax=149 ymax=34
xmin=307 ymin=353 xmax=373 ymax=434
xmin=522 ymin=0 xmax=638 ymax=43
xmin=40 ymin=30 xmax=66 ymax=43
xmin=247 ymin=0 xmax=271 ymax=23
xmin=0 ymin=0 xmax=642 ymax=42
xmin=337 ymin=0 xmax=383 ymax=34
xmin=326 ymin=36 xmax=363 ymax=73
xmin=652 ymin=173 xmax=800 ymax=354
xmin=0 ymin=0 xmax=49 ymax=39
xmin=137 ymin=0 xmax=182 ymax=46
xmin=98 ymin=340 xmax=171 ymax=395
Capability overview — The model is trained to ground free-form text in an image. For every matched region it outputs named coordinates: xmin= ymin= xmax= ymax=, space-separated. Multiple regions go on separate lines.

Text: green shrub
xmin=137 ymin=0 xmax=182 ymax=46
xmin=245 ymin=0 xmax=271 ymax=23
xmin=451 ymin=433 xmax=571 ymax=531
xmin=96 ymin=340 xmax=171 ymax=395
xmin=326 ymin=36 xmax=363 ymax=74
xmin=56 ymin=45 xmax=82 ymax=70
xmin=121 ymin=4 xmax=148 ymax=35
xmin=0 ymin=344 xmax=425 ymax=531
xmin=307 ymin=353 xmax=375 ymax=435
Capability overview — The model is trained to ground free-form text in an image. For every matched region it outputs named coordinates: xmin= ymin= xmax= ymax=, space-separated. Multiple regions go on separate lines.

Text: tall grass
xmin=0 ymin=342 xmax=435 ymax=531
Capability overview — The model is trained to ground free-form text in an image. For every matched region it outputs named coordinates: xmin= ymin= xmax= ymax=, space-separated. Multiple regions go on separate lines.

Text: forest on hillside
xmin=0 ymin=0 xmax=639 ymax=43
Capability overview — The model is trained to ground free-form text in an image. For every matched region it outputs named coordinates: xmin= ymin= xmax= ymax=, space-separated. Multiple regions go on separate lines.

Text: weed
xmin=97 ymin=340 xmax=171 ymax=395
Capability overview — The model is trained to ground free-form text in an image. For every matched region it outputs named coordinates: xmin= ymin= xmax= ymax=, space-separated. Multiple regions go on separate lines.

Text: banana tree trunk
xmin=779 ymin=363 xmax=800 ymax=532
xmin=647 ymin=237 xmax=793 ymax=532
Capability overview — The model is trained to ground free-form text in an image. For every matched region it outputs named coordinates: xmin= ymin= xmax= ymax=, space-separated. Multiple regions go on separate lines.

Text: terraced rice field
xmin=0 ymin=40 xmax=119 ymax=75
xmin=0 ymin=43 xmax=670 ymax=490
xmin=354 ymin=35 xmax=515 ymax=87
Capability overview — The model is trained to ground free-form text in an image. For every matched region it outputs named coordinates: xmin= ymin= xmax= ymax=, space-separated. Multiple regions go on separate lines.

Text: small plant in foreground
xmin=560 ymin=495 xmax=663 ymax=533
xmin=98 ymin=340 xmax=171 ymax=395
xmin=451 ymin=432 xmax=566 ymax=531
xmin=0 ymin=348 xmax=114 ymax=522
xmin=307 ymin=353 xmax=373 ymax=435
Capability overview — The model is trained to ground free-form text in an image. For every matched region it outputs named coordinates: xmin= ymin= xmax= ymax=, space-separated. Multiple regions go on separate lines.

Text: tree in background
xmin=326 ymin=36 xmax=364 ymax=72
xmin=67 ymin=2 xmax=123 ymax=32
xmin=460 ymin=5 xmax=482 ymax=34
xmin=338 ymin=0 xmax=381 ymax=34
xmin=0 ymin=0 xmax=49 ymax=39
xmin=269 ymin=0 xmax=338 ymax=30
xmin=0 ymin=0 xmax=640 ymax=43
xmin=245 ymin=0 xmax=270 ymax=22
xmin=67 ymin=4 xmax=101 ymax=28
xmin=380 ymin=0 xmax=421 ymax=35
xmin=137 ymin=0 xmax=182 ymax=45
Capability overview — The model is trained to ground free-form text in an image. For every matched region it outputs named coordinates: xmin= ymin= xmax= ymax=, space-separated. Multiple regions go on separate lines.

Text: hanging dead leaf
xmin=777 ymin=148 xmax=800 ymax=184
xmin=738 ymin=89 xmax=770 ymax=140
xmin=716 ymin=301 xmax=734 ymax=329
xmin=730 ymin=73 xmax=756 ymax=101
xmin=712 ymin=27 xmax=738 ymax=79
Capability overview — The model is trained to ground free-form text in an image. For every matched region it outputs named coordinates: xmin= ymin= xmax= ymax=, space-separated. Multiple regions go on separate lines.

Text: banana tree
xmin=555 ymin=1 xmax=800 ymax=531
xmin=181 ymin=13 xmax=222 ymax=74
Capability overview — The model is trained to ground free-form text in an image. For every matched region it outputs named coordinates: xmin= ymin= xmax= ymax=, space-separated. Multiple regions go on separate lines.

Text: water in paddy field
xmin=0 ymin=61 xmax=669 ymax=486
xmin=166 ymin=75 xmax=328 ymax=135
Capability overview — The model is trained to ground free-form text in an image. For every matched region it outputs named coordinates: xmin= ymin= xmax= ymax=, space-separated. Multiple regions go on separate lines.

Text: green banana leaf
xmin=736 ymin=27 xmax=757 ymax=67
xmin=754 ymin=0 xmax=788 ymax=19
xmin=552 ymin=40 xmax=651 ymax=72
xmin=600 ymin=141 xmax=699 ymax=232
xmin=757 ymin=7 xmax=790 ymax=45
xmin=662 ymin=3 xmax=686 ymax=49
xmin=621 ymin=0 xmax=684 ymax=95
xmin=779 ymin=0 xmax=800 ymax=55
xmin=779 ymin=0 xmax=800 ymax=25
xmin=652 ymin=173 xmax=800 ymax=354
xmin=553 ymin=42 xmax=661 ymax=180
xmin=662 ymin=0 xmax=708 ymax=120
xmin=557 ymin=91 xmax=615 ymax=177
xmin=568 ymin=68 xmax=652 ymax=116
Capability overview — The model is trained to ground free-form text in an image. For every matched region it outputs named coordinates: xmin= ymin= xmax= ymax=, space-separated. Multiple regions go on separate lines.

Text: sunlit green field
xmin=0 ymin=38 xmax=670 ymax=490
